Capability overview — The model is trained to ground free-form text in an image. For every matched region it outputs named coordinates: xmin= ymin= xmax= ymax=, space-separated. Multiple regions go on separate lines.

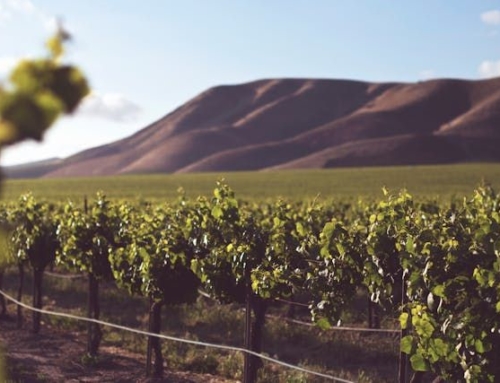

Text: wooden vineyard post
xmin=0 ymin=270 xmax=5 ymax=317
xmin=83 ymin=196 xmax=103 ymax=357
xmin=243 ymin=262 xmax=255 ymax=383
xmin=32 ymin=268 xmax=43 ymax=333
xmin=399 ymin=274 xmax=410 ymax=383
xmin=146 ymin=297 xmax=153 ymax=376
xmin=87 ymin=272 xmax=102 ymax=356
xmin=16 ymin=263 xmax=24 ymax=328
xmin=146 ymin=299 xmax=163 ymax=377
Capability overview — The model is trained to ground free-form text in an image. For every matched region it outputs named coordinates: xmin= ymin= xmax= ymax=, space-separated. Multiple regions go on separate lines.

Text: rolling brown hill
xmin=5 ymin=77 xmax=500 ymax=178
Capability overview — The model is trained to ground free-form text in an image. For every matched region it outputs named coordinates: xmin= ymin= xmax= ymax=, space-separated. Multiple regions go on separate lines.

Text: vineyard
xmin=4 ymin=163 xmax=500 ymax=202
xmin=0 ymin=181 xmax=499 ymax=382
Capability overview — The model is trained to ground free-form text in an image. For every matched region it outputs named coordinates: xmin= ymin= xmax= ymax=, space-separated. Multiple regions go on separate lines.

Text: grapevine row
xmin=0 ymin=182 xmax=499 ymax=383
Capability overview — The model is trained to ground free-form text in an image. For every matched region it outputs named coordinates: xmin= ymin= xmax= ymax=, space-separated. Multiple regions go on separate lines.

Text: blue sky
xmin=1 ymin=0 xmax=500 ymax=165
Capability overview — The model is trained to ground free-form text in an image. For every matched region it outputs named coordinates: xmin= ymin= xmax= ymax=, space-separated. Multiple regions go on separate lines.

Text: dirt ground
xmin=0 ymin=314 xmax=236 ymax=383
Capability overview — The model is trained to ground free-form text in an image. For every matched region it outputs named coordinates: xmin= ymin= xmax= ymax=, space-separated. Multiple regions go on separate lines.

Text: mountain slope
xmin=5 ymin=77 xmax=500 ymax=178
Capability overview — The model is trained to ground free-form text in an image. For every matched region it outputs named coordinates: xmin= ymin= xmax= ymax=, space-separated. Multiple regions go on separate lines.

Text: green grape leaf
xmin=410 ymin=352 xmax=429 ymax=372
xmin=316 ymin=318 xmax=331 ymax=330
xmin=211 ymin=206 xmax=223 ymax=219
xmin=475 ymin=339 xmax=485 ymax=354
xmin=400 ymin=312 xmax=409 ymax=329
xmin=401 ymin=335 xmax=413 ymax=354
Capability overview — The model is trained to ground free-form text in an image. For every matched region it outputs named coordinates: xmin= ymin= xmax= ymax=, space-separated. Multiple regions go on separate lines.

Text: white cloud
xmin=0 ymin=56 xmax=18 ymax=77
xmin=0 ymin=0 xmax=56 ymax=31
xmin=0 ymin=0 xmax=33 ymax=23
xmin=481 ymin=10 xmax=500 ymax=25
xmin=0 ymin=4 xmax=12 ymax=23
xmin=419 ymin=69 xmax=436 ymax=81
xmin=4 ymin=0 xmax=35 ymax=13
xmin=77 ymin=92 xmax=142 ymax=123
xmin=478 ymin=60 xmax=500 ymax=78
xmin=41 ymin=14 xmax=57 ymax=32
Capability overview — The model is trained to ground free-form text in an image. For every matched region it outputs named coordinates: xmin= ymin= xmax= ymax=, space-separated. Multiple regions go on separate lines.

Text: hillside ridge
xmin=4 ymin=77 xmax=500 ymax=178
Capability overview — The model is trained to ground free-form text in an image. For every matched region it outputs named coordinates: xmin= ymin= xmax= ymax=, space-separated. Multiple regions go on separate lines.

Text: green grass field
xmin=2 ymin=163 xmax=500 ymax=203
